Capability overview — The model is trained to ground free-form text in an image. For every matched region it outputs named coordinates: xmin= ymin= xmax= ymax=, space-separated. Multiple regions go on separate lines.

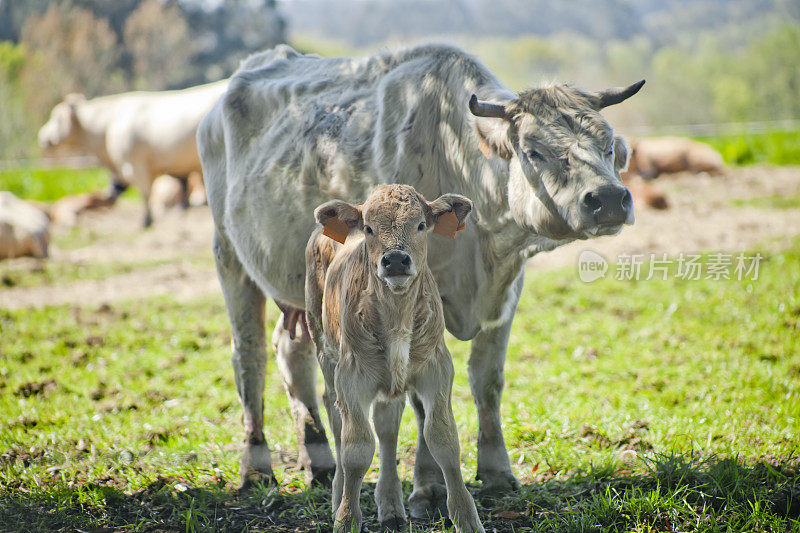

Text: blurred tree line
xmin=459 ymin=23 xmax=800 ymax=130
xmin=0 ymin=0 xmax=285 ymax=159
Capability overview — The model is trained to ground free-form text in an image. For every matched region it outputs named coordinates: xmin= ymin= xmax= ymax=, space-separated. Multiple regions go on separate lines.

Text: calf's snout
xmin=581 ymin=184 xmax=634 ymax=226
xmin=380 ymin=250 xmax=412 ymax=276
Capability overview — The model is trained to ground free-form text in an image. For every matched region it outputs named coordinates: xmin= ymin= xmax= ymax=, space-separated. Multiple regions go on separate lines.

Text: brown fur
xmin=625 ymin=137 xmax=725 ymax=180
xmin=305 ymin=184 xmax=483 ymax=533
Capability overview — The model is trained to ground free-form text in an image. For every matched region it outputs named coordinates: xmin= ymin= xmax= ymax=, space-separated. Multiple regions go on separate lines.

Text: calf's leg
xmin=213 ymin=231 xmax=274 ymax=488
xmin=319 ymin=355 xmax=344 ymax=511
xmin=408 ymin=392 xmax=447 ymax=519
xmin=416 ymin=353 xmax=483 ymax=533
xmin=372 ymin=398 xmax=406 ymax=530
xmin=333 ymin=366 xmax=375 ymax=533
xmin=272 ymin=320 xmax=335 ymax=485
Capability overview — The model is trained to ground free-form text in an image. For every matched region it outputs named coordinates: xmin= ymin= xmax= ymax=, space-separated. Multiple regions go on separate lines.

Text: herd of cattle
xmin=2 ymin=43 xmax=730 ymax=530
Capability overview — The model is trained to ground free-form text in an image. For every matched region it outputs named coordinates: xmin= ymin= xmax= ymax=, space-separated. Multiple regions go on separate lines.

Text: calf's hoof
xmin=238 ymin=442 xmax=276 ymax=491
xmin=476 ymin=470 xmax=521 ymax=497
xmin=238 ymin=469 xmax=277 ymax=493
xmin=379 ymin=516 xmax=407 ymax=532
xmin=308 ymin=466 xmax=336 ymax=488
xmin=409 ymin=483 xmax=448 ymax=520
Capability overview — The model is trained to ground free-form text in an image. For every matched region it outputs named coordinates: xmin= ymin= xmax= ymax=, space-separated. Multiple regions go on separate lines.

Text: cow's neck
xmin=449 ymin=144 xmax=565 ymax=262
xmin=75 ymin=104 xmax=114 ymax=168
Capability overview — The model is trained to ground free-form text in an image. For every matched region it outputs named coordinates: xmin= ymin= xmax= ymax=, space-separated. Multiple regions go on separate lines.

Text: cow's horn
xmin=595 ymin=80 xmax=645 ymax=109
xmin=469 ymin=94 xmax=507 ymax=119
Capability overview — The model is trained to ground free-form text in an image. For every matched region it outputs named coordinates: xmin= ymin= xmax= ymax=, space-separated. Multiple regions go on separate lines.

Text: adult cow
xmin=198 ymin=44 xmax=642 ymax=514
xmin=38 ymin=81 xmax=228 ymax=227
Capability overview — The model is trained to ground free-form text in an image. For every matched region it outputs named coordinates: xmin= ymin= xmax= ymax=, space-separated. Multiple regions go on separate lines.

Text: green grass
xmin=696 ymin=130 xmax=800 ymax=166
xmin=1 ymin=241 xmax=799 ymax=531
xmin=0 ymin=166 xmax=139 ymax=202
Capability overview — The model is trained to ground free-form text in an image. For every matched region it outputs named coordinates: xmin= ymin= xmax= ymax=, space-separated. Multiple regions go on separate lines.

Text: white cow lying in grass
xmin=39 ymin=81 xmax=228 ymax=227
xmin=0 ymin=192 xmax=50 ymax=259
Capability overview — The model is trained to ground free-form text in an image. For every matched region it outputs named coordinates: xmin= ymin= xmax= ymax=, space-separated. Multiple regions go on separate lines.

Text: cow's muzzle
xmin=581 ymin=184 xmax=634 ymax=228
xmin=378 ymin=250 xmax=417 ymax=290
xmin=380 ymin=250 xmax=412 ymax=277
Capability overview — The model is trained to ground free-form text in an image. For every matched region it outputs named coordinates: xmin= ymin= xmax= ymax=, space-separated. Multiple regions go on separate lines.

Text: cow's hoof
xmin=409 ymin=483 xmax=448 ymax=520
xmin=309 ymin=466 xmax=335 ymax=488
xmin=477 ymin=470 xmax=521 ymax=497
xmin=379 ymin=516 xmax=407 ymax=531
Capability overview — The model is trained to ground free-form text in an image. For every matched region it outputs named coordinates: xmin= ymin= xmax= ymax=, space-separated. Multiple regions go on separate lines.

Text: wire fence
xmin=625 ymin=119 xmax=800 ymax=137
xmin=0 ymin=155 xmax=100 ymax=171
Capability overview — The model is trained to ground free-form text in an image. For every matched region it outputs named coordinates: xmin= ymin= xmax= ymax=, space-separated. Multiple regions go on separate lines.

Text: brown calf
xmin=305 ymin=184 xmax=483 ymax=533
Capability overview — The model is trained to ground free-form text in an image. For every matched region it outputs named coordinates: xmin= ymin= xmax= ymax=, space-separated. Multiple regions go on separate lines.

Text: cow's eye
xmin=527 ymin=149 xmax=544 ymax=161
xmin=364 ymin=225 xmax=373 ymax=235
xmin=418 ymin=221 xmax=426 ymax=231
xmin=606 ymin=148 xmax=614 ymax=157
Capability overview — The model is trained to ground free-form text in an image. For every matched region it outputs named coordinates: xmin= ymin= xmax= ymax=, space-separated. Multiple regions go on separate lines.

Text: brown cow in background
xmin=625 ymin=136 xmax=725 ymax=180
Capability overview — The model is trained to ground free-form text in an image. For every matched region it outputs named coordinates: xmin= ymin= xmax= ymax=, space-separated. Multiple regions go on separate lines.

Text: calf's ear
xmin=613 ymin=135 xmax=630 ymax=173
xmin=314 ymin=200 xmax=362 ymax=244
xmin=426 ymin=193 xmax=473 ymax=238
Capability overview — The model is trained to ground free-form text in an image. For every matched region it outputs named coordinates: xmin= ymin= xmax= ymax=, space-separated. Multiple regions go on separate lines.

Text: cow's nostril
xmin=583 ymin=191 xmax=602 ymax=213
xmin=381 ymin=256 xmax=391 ymax=267
xmin=622 ymin=189 xmax=633 ymax=210
xmin=401 ymin=255 xmax=410 ymax=267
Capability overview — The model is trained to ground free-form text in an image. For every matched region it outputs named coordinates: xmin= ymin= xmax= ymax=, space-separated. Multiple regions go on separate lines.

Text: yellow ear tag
xmin=322 ymin=216 xmax=349 ymax=244
xmin=432 ymin=210 xmax=466 ymax=239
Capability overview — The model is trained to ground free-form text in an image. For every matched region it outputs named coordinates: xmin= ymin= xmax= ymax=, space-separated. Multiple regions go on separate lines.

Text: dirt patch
xmin=0 ymin=166 xmax=798 ymax=309
xmin=529 ymin=165 xmax=800 ymax=271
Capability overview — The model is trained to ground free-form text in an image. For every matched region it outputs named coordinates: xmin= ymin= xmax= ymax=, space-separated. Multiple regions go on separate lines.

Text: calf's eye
xmin=364 ymin=225 xmax=373 ymax=235
xmin=418 ymin=221 xmax=426 ymax=231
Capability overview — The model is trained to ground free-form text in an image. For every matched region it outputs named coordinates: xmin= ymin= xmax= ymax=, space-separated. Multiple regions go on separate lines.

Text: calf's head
xmin=470 ymin=80 xmax=643 ymax=240
xmin=315 ymin=184 xmax=472 ymax=293
xmin=38 ymin=94 xmax=87 ymax=155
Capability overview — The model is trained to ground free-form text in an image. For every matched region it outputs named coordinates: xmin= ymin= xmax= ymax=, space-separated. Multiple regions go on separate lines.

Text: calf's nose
xmin=381 ymin=250 xmax=412 ymax=276
xmin=582 ymin=184 xmax=633 ymax=226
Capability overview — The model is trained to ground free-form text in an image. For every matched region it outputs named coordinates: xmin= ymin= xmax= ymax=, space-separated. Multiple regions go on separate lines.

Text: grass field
xmin=696 ymin=130 xmax=800 ymax=167
xmin=1 ymin=232 xmax=798 ymax=531
xmin=0 ymin=166 xmax=139 ymax=202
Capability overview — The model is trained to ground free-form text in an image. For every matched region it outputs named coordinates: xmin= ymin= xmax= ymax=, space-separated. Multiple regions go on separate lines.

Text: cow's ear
xmin=613 ymin=135 xmax=629 ymax=173
xmin=470 ymin=95 xmax=513 ymax=160
xmin=314 ymin=200 xmax=362 ymax=244
xmin=474 ymin=119 xmax=513 ymax=160
xmin=426 ymin=194 xmax=473 ymax=238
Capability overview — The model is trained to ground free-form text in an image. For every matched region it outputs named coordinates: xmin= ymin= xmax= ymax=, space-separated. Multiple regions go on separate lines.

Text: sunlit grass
xmin=0 ymin=240 xmax=798 ymax=531
xmin=0 ymin=166 xmax=139 ymax=202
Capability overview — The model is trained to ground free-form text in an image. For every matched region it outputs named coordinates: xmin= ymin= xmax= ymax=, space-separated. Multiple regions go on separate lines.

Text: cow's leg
xmin=213 ymin=231 xmax=274 ymax=488
xmin=123 ymin=163 xmax=154 ymax=228
xmin=416 ymin=352 xmax=483 ymax=533
xmin=408 ymin=391 xmax=447 ymax=520
xmin=468 ymin=272 xmax=524 ymax=495
xmin=372 ymin=398 xmax=406 ymax=531
xmin=271 ymin=319 xmax=335 ymax=485
xmin=333 ymin=367 xmax=375 ymax=533
xmin=178 ymin=175 xmax=190 ymax=209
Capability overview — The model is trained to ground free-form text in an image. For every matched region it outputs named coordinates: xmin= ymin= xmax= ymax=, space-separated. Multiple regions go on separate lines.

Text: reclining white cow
xmin=198 ymin=44 xmax=642 ymax=516
xmin=39 ymin=81 xmax=228 ymax=227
